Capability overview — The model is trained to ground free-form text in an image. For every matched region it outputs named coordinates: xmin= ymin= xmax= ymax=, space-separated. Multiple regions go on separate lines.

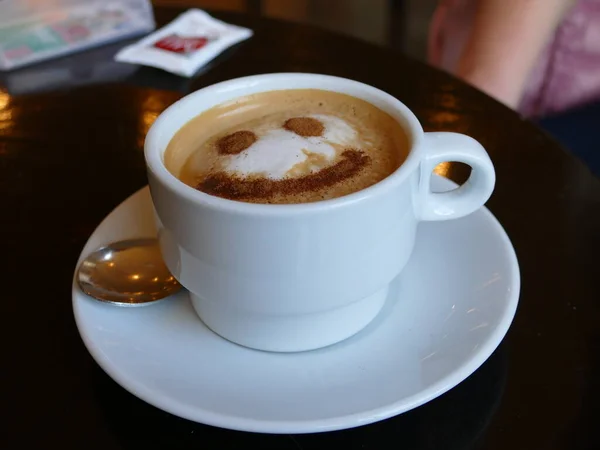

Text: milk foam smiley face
xmin=171 ymin=89 xmax=409 ymax=204
xmin=196 ymin=114 xmax=373 ymax=201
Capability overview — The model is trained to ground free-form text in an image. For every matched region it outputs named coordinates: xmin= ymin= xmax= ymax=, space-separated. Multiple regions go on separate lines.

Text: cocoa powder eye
xmin=216 ymin=131 xmax=257 ymax=155
xmin=283 ymin=117 xmax=324 ymax=137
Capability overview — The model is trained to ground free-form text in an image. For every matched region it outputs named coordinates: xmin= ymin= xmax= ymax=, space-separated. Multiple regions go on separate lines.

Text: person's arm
xmin=456 ymin=0 xmax=576 ymax=108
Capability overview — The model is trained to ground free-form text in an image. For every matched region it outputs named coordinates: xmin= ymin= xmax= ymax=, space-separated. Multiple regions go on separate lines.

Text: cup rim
xmin=145 ymin=73 xmax=424 ymax=215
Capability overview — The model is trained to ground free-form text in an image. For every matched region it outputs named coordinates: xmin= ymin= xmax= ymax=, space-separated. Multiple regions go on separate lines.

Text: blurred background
xmin=150 ymin=0 xmax=436 ymax=61
xmin=0 ymin=0 xmax=439 ymax=95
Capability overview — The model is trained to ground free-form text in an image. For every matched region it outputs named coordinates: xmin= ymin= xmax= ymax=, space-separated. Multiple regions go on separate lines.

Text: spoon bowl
xmin=77 ymin=238 xmax=181 ymax=306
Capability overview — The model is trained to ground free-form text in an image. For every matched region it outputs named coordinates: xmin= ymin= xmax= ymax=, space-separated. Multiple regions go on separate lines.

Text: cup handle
xmin=418 ymin=132 xmax=496 ymax=221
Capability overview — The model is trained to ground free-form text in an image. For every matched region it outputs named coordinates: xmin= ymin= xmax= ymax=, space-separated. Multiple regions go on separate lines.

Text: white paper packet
xmin=114 ymin=9 xmax=252 ymax=77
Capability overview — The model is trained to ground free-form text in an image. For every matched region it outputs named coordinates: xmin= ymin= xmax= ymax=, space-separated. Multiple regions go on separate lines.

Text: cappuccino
xmin=165 ymin=89 xmax=409 ymax=204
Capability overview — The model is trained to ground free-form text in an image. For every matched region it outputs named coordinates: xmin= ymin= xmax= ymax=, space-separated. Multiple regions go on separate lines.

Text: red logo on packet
xmin=153 ymin=34 xmax=210 ymax=55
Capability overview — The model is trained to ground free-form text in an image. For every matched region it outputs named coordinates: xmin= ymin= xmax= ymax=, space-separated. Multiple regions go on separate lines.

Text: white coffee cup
xmin=145 ymin=73 xmax=495 ymax=352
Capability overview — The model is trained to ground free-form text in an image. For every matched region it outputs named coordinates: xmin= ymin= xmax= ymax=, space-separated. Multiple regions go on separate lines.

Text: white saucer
xmin=72 ymin=176 xmax=520 ymax=434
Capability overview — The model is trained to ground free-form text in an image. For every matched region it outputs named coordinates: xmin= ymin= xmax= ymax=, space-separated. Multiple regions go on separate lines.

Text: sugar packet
xmin=114 ymin=9 xmax=252 ymax=77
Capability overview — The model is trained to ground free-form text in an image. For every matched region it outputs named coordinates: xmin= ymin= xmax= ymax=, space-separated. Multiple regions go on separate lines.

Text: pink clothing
xmin=428 ymin=0 xmax=600 ymax=118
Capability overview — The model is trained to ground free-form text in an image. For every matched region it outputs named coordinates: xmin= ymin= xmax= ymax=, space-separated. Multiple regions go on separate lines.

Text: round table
xmin=2 ymin=8 xmax=599 ymax=450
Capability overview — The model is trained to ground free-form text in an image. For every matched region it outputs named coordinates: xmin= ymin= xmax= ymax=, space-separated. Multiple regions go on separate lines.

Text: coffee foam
xmin=166 ymin=89 xmax=409 ymax=204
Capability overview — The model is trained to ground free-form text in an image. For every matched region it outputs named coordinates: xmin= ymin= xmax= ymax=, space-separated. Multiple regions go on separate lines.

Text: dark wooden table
xmin=2 ymin=7 xmax=599 ymax=450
